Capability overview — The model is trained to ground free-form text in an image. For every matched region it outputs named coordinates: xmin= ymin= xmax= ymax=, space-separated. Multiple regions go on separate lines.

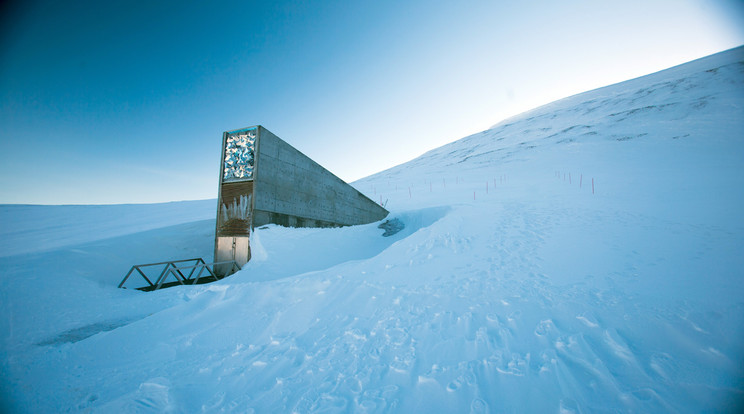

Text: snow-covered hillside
xmin=2 ymin=47 xmax=743 ymax=413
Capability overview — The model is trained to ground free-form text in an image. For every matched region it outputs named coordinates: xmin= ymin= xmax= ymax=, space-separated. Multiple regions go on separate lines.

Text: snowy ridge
xmin=1 ymin=47 xmax=743 ymax=412
xmin=367 ymin=46 xmax=743 ymax=178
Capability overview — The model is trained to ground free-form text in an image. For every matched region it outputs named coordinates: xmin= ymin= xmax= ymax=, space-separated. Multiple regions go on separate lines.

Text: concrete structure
xmin=214 ymin=125 xmax=388 ymax=274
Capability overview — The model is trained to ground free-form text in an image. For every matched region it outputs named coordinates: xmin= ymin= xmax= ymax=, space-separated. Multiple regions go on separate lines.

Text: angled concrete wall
xmin=252 ymin=126 xmax=389 ymax=227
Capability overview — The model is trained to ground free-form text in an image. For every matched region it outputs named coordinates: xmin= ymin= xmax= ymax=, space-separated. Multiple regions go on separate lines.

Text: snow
xmin=0 ymin=199 xmax=215 ymax=258
xmin=2 ymin=47 xmax=744 ymax=412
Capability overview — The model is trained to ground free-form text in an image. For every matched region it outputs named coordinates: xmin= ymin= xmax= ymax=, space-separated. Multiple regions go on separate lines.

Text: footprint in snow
xmin=446 ymin=379 xmax=462 ymax=392
xmin=494 ymin=353 xmax=529 ymax=376
xmin=534 ymin=319 xmax=556 ymax=337
xmin=385 ymin=327 xmax=409 ymax=346
xmin=507 ymin=310 xmax=521 ymax=324
xmin=309 ymin=394 xmax=348 ymax=413
xmin=470 ymin=398 xmax=490 ymax=414
xmin=485 ymin=313 xmax=502 ymax=325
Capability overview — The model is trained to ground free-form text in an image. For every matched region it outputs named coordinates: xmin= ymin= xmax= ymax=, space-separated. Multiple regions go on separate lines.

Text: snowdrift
xmin=1 ymin=47 xmax=743 ymax=413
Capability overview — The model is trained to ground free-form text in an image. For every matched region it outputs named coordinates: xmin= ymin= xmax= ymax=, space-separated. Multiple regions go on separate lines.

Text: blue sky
xmin=1 ymin=0 xmax=742 ymax=204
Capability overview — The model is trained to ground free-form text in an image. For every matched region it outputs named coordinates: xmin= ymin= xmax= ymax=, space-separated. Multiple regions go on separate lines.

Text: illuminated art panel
xmin=223 ymin=128 xmax=256 ymax=182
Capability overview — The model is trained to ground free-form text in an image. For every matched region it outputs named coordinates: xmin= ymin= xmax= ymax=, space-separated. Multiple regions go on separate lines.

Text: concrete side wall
xmin=253 ymin=126 xmax=388 ymax=227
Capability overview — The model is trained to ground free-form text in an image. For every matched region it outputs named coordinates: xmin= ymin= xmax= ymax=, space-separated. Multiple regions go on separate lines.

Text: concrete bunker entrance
xmin=214 ymin=125 xmax=390 ymax=276
xmin=119 ymin=125 xmax=390 ymax=290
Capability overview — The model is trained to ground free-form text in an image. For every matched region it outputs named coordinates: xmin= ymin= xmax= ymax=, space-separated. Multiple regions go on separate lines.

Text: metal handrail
xmin=119 ymin=258 xmax=241 ymax=291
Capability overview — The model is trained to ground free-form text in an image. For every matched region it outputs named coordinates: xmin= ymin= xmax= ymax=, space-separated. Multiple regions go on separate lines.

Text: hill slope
xmin=1 ymin=47 xmax=743 ymax=413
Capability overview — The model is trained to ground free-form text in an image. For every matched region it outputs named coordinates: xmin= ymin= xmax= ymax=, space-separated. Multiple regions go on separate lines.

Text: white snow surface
xmin=2 ymin=47 xmax=743 ymax=413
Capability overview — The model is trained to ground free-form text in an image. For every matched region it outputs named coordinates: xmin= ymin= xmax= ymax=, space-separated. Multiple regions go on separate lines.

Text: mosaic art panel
xmin=223 ymin=129 xmax=256 ymax=181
